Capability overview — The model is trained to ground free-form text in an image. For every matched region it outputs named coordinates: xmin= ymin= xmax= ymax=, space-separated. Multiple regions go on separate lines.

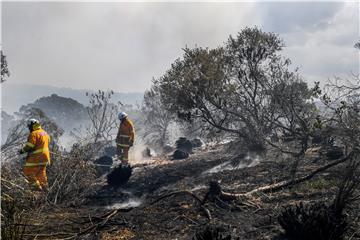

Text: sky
xmin=1 ymin=1 xmax=359 ymax=93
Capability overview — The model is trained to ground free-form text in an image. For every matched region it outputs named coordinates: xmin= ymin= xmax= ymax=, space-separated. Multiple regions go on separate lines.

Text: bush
xmin=155 ymin=27 xmax=317 ymax=153
xmin=1 ymin=167 xmax=33 ymax=240
xmin=46 ymin=149 xmax=97 ymax=206
xmin=1 ymin=196 xmax=27 ymax=240
xmin=278 ymin=202 xmax=347 ymax=240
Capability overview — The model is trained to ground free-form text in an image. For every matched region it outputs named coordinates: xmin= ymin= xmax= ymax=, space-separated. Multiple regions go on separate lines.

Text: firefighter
xmin=19 ymin=119 xmax=51 ymax=191
xmin=116 ymin=112 xmax=135 ymax=165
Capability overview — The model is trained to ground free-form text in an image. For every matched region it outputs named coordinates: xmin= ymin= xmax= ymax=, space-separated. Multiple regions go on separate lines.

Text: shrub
xmin=278 ymin=202 xmax=347 ymax=240
xmin=1 ymin=196 xmax=27 ymax=240
xmin=46 ymin=149 xmax=97 ymax=206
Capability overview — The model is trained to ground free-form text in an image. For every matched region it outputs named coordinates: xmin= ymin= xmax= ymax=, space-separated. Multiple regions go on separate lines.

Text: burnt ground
xmin=23 ymin=145 xmax=360 ymax=240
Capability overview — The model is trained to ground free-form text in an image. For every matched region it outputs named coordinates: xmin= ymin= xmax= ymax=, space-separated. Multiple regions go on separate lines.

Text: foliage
xmin=321 ymin=44 xmax=360 ymax=153
xmin=1 ymin=50 xmax=10 ymax=83
xmin=0 ymin=198 xmax=27 ymax=240
xmin=278 ymin=202 xmax=347 ymax=240
xmin=1 ymin=145 xmax=98 ymax=239
xmin=301 ymin=177 xmax=337 ymax=191
xmin=46 ymin=148 xmax=97 ymax=205
xmin=279 ymin=152 xmax=359 ymax=240
xmin=354 ymin=40 xmax=360 ymax=50
xmin=1 ymin=165 xmax=35 ymax=240
xmin=1 ymin=108 xmax=64 ymax=158
xmin=1 ymin=111 xmax=16 ymax=135
xmin=141 ymin=83 xmax=174 ymax=149
xmin=1 ymin=111 xmax=17 ymax=149
xmin=85 ymin=90 xmax=121 ymax=144
xmin=332 ymin=154 xmax=360 ymax=216
xmin=155 ymin=27 xmax=318 ymax=152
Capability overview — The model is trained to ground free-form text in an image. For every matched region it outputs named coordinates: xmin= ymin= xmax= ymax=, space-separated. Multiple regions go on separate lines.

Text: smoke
xmin=203 ymin=153 xmax=260 ymax=175
xmin=58 ymin=132 xmax=77 ymax=151
xmin=128 ymin=141 xmax=157 ymax=165
xmin=106 ymin=188 xmax=145 ymax=209
xmin=106 ymin=197 xmax=143 ymax=209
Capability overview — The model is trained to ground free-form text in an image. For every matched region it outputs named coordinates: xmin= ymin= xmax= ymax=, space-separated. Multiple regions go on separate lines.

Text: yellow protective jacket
xmin=116 ymin=118 xmax=135 ymax=148
xmin=22 ymin=126 xmax=51 ymax=167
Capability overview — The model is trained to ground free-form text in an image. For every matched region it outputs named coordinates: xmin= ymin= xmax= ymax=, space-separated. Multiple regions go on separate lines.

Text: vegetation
xmin=141 ymin=83 xmax=174 ymax=150
xmin=1 ymin=28 xmax=359 ymax=240
xmin=20 ymin=94 xmax=88 ymax=131
xmin=278 ymin=202 xmax=347 ymax=240
xmin=1 ymin=107 xmax=63 ymax=159
xmin=85 ymin=90 xmax=121 ymax=144
xmin=154 ymin=27 xmax=318 ymax=153
xmin=1 ymin=50 xmax=10 ymax=83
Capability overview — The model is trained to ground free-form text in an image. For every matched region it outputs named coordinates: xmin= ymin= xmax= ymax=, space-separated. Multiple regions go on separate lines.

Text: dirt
xmin=22 ymin=144 xmax=360 ymax=240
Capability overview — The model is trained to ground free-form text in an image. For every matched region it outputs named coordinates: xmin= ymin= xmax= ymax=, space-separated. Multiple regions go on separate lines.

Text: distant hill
xmin=1 ymin=83 xmax=144 ymax=114
xmin=20 ymin=94 xmax=89 ymax=131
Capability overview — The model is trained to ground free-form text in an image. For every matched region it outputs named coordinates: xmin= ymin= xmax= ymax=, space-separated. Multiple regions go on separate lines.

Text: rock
xmin=247 ymin=143 xmax=266 ymax=152
xmin=107 ymin=164 xmax=132 ymax=188
xmin=175 ymin=137 xmax=193 ymax=153
xmin=191 ymin=138 xmax=204 ymax=148
xmin=104 ymin=146 xmax=117 ymax=157
xmin=163 ymin=144 xmax=174 ymax=154
xmin=94 ymin=155 xmax=113 ymax=176
xmin=172 ymin=149 xmax=189 ymax=160
xmin=326 ymin=146 xmax=344 ymax=160
xmin=312 ymin=134 xmax=323 ymax=144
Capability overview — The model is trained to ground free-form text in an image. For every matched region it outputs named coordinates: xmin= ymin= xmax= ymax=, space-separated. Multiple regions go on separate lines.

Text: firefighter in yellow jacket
xmin=19 ymin=119 xmax=51 ymax=191
xmin=116 ymin=112 xmax=135 ymax=164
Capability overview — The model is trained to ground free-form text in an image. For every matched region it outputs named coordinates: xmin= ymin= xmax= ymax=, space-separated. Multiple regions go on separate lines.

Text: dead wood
xmin=205 ymin=153 xmax=352 ymax=201
xmin=38 ymin=208 xmax=134 ymax=240
xmin=150 ymin=190 xmax=212 ymax=221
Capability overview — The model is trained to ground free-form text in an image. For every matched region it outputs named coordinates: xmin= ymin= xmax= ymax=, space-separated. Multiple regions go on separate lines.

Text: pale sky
xmin=2 ymin=1 xmax=359 ymax=92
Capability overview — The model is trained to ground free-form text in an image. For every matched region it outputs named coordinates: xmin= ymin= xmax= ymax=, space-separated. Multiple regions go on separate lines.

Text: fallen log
xmin=205 ymin=153 xmax=353 ymax=201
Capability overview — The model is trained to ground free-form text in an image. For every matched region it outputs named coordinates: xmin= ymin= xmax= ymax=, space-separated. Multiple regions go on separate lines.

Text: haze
xmin=2 ymin=2 xmax=359 ymax=93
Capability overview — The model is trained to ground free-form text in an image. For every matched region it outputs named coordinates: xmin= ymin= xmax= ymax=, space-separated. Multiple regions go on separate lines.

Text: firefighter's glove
xmin=19 ymin=149 xmax=25 ymax=154
xmin=129 ymin=140 xmax=134 ymax=147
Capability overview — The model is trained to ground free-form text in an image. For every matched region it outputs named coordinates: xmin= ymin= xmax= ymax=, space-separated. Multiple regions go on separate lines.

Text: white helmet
xmin=27 ymin=118 xmax=39 ymax=128
xmin=118 ymin=112 xmax=128 ymax=120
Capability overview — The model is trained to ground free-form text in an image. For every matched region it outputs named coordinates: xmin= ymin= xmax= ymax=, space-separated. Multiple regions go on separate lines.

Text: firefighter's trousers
xmin=23 ymin=166 xmax=48 ymax=191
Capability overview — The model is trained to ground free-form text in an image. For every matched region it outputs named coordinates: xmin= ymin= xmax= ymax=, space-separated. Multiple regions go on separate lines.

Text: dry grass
xmin=101 ymin=228 xmax=136 ymax=240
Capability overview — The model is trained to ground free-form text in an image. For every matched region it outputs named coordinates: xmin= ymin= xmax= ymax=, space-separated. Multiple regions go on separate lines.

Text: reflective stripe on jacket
xmin=22 ymin=127 xmax=51 ymax=166
xmin=116 ymin=118 xmax=135 ymax=147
